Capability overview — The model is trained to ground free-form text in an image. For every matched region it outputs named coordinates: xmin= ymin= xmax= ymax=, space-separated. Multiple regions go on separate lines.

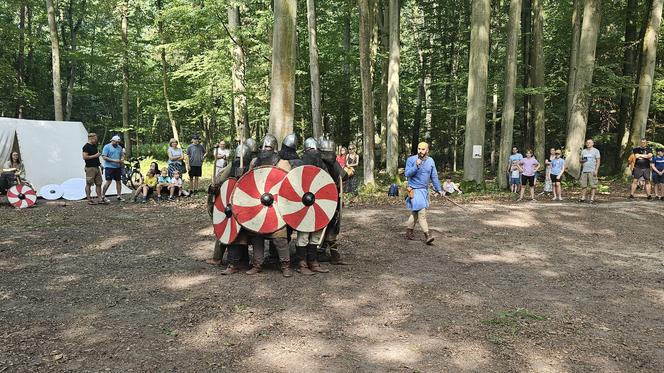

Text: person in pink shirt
xmin=518 ymin=149 xmax=540 ymax=202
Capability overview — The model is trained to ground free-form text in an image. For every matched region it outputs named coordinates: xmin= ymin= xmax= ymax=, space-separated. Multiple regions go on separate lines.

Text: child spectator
xmin=156 ymin=169 xmax=171 ymax=202
xmin=549 ymin=149 xmax=565 ymax=201
xmin=149 ymin=161 xmax=160 ymax=175
xmin=510 ymin=161 xmax=522 ymax=193
xmin=169 ymin=170 xmax=184 ymax=200
xmin=137 ymin=170 xmax=158 ymax=203
xmin=652 ymin=148 xmax=664 ymax=200
xmin=442 ymin=176 xmax=463 ymax=196
xmin=518 ymin=150 xmax=539 ymax=202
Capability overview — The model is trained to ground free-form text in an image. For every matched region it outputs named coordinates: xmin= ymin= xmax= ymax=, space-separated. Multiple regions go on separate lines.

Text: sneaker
xmin=168 ymin=196 xmax=174 ymax=201
xmin=589 ymin=200 xmax=595 ymax=204
xmin=629 ymin=195 xmax=634 ymax=199
xmin=516 ymin=198 xmax=523 ymax=202
xmin=100 ymin=198 xmax=110 ymax=204
xmin=141 ymin=199 xmax=147 ymax=204
xmin=647 ymin=195 xmax=653 ymax=200
xmin=117 ymin=196 xmax=125 ymax=202
xmin=156 ymin=196 xmax=162 ymax=202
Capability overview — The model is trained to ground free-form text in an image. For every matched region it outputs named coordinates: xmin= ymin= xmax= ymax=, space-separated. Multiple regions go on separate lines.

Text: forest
xmin=1 ymin=0 xmax=664 ymax=186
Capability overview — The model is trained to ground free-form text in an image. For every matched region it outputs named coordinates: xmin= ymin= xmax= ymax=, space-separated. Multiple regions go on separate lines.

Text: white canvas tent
xmin=0 ymin=117 xmax=131 ymax=197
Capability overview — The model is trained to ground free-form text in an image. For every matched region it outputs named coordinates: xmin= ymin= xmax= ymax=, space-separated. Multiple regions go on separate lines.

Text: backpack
xmin=388 ymin=183 xmax=399 ymax=197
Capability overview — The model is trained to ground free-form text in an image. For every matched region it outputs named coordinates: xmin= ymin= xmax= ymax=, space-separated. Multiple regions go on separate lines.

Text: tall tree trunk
xmin=615 ymin=0 xmax=639 ymax=171
xmin=522 ymin=0 xmax=532 ymax=150
xmin=306 ymin=0 xmax=322 ymax=139
xmin=629 ymin=0 xmax=664 ymax=146
xmin=228 ymin=6 xmax=248 ymax=142
xmin=268 ymin=0 xmax=297 ymax=146
xmin=379 ymin=0 xmax=388 ymax=165
xmin=157 ymin=0 xmax=178 ymax=142
xmin=338 ymin=3 xmax=351 ymax=145
xmin=410 ymin=47 xmax=425 ymax=155
xmin=564 ymin=0 xmax=601 ymax=178
xmin=64 ymin=0 xmax=85 ymax=121
xmin=358 ymin=0 xmax=375 ymax=184
xmin=498 ymin=0 xmax=522 ymax=189
xmin=566 ymin=0 xmax=582 ymax=127
xmin=121 ymin=0 xmax=131 ymax=155
xmin=531 ymin=0 xmax=545 ymax=162
xmin=463 ymin=0 xmax=491 ymax=183
xmin=46 ymin=0 xmax=63 ymax=121
xmin=490 ymin=83 xmax=498 ymax=172
xmin=386 ymin=0 xmax=399 ymax=178
xmin=16 ymin=3 xmax=26 ymax=118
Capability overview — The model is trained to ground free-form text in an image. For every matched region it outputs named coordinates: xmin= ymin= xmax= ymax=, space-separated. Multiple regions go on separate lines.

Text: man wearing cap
xmin=101 ymin=135 xmax=125 ymax=202
xmin=404 ymin=142 xmax=443 ymax=245
xmin=82 ymin=133 xmax=104 ymax=204
xmin=186 ymin=135 xmax=206 ymax=194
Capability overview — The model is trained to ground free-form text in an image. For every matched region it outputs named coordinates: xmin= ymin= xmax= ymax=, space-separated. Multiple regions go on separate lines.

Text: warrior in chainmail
xmin=245 ymin=134 xmax=295 ymax=277
xmin=318 ymin=135 xmax=349 ymax=265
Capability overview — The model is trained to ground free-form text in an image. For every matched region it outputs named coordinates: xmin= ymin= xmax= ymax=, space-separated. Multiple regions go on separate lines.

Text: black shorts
xmin=521 ymin=175 xmax=535 ymax=186
xmin=189 ymin=166 xmax=202 ymax=177
xmin=653 ymin=172 xmax=664 ymax=184
xmin=145 ymin=186 xmax=155 ymax=195
xmin=104 ymin=167 xmax=122 ymax=181
xmin=633 ymin=167 xmax=651 ymax=181
xmin=550 ymin=174 xmax=561 ymax=183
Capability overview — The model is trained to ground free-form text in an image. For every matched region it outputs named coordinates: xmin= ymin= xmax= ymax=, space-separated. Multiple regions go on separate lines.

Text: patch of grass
xmin=233 ymin=304 xmax=249 ymax=313
xmin=482 ymin=307 xmax=547 ymax=336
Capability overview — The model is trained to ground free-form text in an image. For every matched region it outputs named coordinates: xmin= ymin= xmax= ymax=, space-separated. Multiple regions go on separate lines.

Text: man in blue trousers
xmin=404 ymin=142 xmax=443 ymax=245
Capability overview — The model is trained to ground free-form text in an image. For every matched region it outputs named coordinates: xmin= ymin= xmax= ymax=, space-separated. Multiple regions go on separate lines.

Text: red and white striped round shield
xmin=213 ymin=178 xmax=241 ymax=244
xmin=231 ymin=166 xmax=288 ymax=234
xmin=7 ymin=184 xmax=37 ymax=209
xmin=277 ymin=165 xmax=338 ymax=232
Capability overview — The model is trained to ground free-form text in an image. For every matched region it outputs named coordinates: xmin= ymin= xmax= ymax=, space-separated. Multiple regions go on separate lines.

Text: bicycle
xmin=122 ymin=157 xmax=144 ymax=189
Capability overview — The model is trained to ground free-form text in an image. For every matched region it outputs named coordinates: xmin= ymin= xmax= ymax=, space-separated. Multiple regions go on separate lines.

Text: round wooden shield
xmin=7 ymin=184 xmax=37 ymax=209
xmin=212 ymin=178 xmax=241 ymax=244
xmin=277 ymin=165 xmax=338 ymax=232
xmin=231 ymin=166 xmax=288 ymax=234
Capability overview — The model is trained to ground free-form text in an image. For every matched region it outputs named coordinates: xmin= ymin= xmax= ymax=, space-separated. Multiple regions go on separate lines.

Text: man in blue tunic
xmin=404 ymin=142 xmax=443 ymax=245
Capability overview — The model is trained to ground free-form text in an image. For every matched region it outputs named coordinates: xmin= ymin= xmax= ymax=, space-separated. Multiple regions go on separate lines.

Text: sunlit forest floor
xmin=1 ymin=190 xmax=663 ymax=372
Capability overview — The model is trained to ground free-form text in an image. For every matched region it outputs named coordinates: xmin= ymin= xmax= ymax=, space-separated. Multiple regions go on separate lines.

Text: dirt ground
xmin=1 ymin=192 xmax=664 ymax=372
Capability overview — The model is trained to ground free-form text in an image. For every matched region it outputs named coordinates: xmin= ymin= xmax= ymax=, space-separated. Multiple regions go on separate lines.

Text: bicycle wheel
xmin=130 ymin=171 xmax=143 ymax=189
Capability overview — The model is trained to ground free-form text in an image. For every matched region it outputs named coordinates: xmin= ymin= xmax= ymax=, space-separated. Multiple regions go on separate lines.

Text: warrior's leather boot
xmin=424 ymin=232 xmax=434 ymax=245
xmin=405 ymin=229 xmax=415 ymax=240
xmin=307 ymin=244 xmax=329 ymax=273
xmin=221 ymin=264 xmax=239 ymax=275
xmin=281 ymin=261 xmax=293 ymax=277
xmin=329 ymin=249 xmax=348 ymax=265
xmin=245 ymin=264 xmax=262 ymax=275
xmin=296 ymin=246 xmax=315 ymax=275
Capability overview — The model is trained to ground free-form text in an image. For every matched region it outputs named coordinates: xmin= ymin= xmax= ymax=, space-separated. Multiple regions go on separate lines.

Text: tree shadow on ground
xmin=0 ymin=197 xmax=663 ymax=372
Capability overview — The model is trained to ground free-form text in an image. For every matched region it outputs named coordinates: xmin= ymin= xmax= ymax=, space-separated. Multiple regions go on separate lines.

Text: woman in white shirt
xmin=213 ymin=140 xmax=230 ymax=176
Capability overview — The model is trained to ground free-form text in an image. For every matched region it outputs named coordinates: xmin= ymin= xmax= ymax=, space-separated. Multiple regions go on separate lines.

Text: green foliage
xmin=1 ymin=0 xmax=663 ymax=178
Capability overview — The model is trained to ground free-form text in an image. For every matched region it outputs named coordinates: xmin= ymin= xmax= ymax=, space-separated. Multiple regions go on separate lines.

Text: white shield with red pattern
xmin=231 ymin=166 xmax=288 ymax=234
xmin=277 ymin=165 xmax=338 ymax=232
xmin=212 ymin=178 xmax=241 ymax=244
xmin=7 ymin=184 xmax=37 ymax=209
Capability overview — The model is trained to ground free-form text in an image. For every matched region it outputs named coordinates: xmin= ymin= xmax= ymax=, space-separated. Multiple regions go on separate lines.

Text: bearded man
xmin=404 ymin=142 xmax=442 ymax=245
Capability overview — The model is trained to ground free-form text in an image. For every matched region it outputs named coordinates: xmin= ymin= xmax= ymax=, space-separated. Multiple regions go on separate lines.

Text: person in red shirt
xmin=336 ymin=147 xmax=347 ymax=168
